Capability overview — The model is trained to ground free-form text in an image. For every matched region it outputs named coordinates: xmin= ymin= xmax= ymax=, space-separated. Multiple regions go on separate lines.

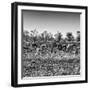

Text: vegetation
xmin=22 ymin=29 xmax=80 ymax=77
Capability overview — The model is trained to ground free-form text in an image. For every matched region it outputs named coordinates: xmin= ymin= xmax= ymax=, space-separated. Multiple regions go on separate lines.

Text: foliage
xmin=22 ymin=29 xmax=80 ymax=77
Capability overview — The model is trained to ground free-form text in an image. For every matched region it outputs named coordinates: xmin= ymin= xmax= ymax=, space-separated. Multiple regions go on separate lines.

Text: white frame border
xmin=18 ymin=5 xmax=86 ymax=84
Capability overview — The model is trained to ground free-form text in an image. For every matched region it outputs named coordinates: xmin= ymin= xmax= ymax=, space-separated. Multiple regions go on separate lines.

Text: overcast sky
xmin=22 ymin=10 xmax=80 ymax=37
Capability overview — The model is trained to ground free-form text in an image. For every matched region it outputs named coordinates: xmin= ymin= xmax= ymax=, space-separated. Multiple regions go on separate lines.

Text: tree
xmin=40 ymin=31 xmax=53 ymax=42
xmin=54 ymin=31 xmax=62 ymax=42
xmin=29 ymin=29 xmax=38 ymax=42
xmin=48 ymin=32 xmax=54 ymax=41
xmin=23 ymin=31 xmax=30 ymax=42
xmin=23 ymin=30 xmax=29 ymax=36
xmin=76 ymin=31 xmax=80 ymax=42
xmin=66 ymin=32 xmax=74 ymax=42
xmin=30 ymin=29 xmax=38 ymax=37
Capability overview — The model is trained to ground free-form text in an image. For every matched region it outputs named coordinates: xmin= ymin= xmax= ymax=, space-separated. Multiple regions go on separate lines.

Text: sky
xmin=22 ymin=10 xmax=80 ymax=38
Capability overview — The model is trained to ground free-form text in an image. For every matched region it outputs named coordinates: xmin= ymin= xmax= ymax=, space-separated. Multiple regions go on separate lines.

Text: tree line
xmin=22 ymin=29 xmax=80 ymax=56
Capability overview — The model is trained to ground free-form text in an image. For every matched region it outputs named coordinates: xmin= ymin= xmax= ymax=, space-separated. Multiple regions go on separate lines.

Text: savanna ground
xmin=22 ymin=30 xmax=80 ymax=78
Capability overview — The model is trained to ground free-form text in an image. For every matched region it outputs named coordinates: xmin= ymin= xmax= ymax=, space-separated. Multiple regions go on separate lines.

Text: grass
xmin=22 ymin=52 xmax=80 ymax=77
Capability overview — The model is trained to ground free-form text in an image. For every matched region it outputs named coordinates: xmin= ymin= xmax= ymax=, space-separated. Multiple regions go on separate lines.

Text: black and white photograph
xmin=22 ymin=10 xmax=80 ymax=78
xmin=11 ymin=2 xmax=88 ymax=87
